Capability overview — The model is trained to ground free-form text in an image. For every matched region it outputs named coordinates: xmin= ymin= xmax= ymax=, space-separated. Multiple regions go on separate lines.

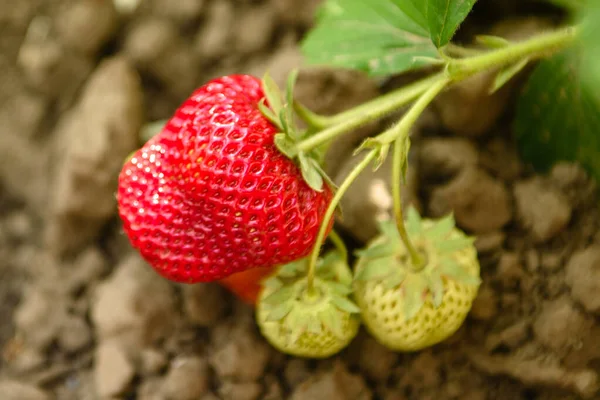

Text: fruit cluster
xmin=117 ymin=74 xmax=482 ymax=358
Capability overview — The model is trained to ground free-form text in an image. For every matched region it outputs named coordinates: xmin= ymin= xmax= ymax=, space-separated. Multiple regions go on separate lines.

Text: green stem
xmin=447 ymin=25 xmax=578 ymax=80
xmin=392 ymin=138 xmax=422 ymax=269
xmin=306 ymin=150 xmax=378 ymax=293
xmin=328 ymin=229 xmax=348 ymax=262
xmin=375 ymin=78 xmax=450 ymax=144
xmin=295 ymin=72 xmax=447 ymax=153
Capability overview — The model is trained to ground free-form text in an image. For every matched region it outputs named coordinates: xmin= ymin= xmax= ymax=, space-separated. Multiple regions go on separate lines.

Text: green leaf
xmin=544 ymin=0 xmax=585 ymax=12
xmin=301 ymin=0 xmax=440 ymax=77
xmin=274 ymin=133 xmax=297 ymax=158
xmin=579 ymin=0 xmax=600 ymax=93
xmin=475 ymin=34 xmax=510 ymax=49
xmin=439 ymin=259 xmax=481 ymax=286
xmin=489 ymin=57 xmax=529 ymax=94
xmin=266 ymin=301 xmax=294 ymax=321
xmin=354 ymin=257 xmax=395 ymax=281
xmin=515 ymin=49 xmax=600 ymax=182
xmin=298 ymin=152 xmax=324 ymax=192
xmin=330 ymin=295 xmax=361 ymax=313
xmin=421 ymin=0 xmax=478 ymax=48
xmin=402 ymin=274 xmax=427 ymax=320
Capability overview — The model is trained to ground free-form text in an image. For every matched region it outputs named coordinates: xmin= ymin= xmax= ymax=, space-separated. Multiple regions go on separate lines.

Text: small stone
xmin=183 ymin=283 xmax=227 ymax=326
xmin=470 ymin=285 xmax=499 ymax=321
xmin=474 ymin=231 xmax=505 ymax=253
xmin=565 ymin=246 xmax=600 ymax=314
xmin=55 ymin=0 xmax=118 ymax=55
xmin=140 ymin=348 xmax=168 ymax=376
xmin=194 ymin=1 xmax=234 ymax=60
xmin=58 ymin=314 xmax=92 ymax=352
xmin=284 ymin=359 xmax=312 ymax=388
xmin=234 ymin=4 xmax=275 ymax=54
xmin=353 ymin=335 xmax=398 ymax=382
xmin=91 ymin=253 xmax=177 ymax=351
xmin=137 ymin=378 xmax=166 ymax=400
xmin=497 ymin=252 xmax=525 ymax=289
xmin=163 ymin=356 xmax=210 ymax=400
xmin=272 ymin=0 xmax=323 ymax=27
xmin=8 ymin=347 xmax=46 ymax=374
xmin=290 ymin=361 xmax=371 ymax=400
xmin=65 ymin=246 xmax=108 ymax=295
xmin=419 ymin=138 xmax=479 ymax=179
xmin=4 ymin=211 xmax=33 ymax=241
xmin=486 ymin=320 xmax=530 ymax=350
xmin=218 ymin=381 xmax=263 ymax=400
xmin=429 ymin=167 xmax=512 ymax=233
xmin=263 ymin=375 xmax=284 ymax=400
xmin=210 ymin=328 xmax=271 ymax=382
xmin=46 ymin=56 xmax=143 ymax=255
xmin=525 ymin=249 xmax=540 ymax=272
xmin=94 ymin=341 xmax=135 ymax=398
xmin=0 ymin=380 xmax=50 ymax=400
xmin=540 ymin=252 xmax=563 ymax=272
xmin=514 ymin=177 xmax=572 ymax=242
xmin=152 ymin=0 xmax=205 ymax=24
xmin=14 ymin=285 xmax=67 ymax=351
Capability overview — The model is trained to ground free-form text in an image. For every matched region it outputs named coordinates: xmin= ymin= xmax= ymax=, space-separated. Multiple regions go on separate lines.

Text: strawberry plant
xmin=117 ymin=0 xmax=600 ymax=357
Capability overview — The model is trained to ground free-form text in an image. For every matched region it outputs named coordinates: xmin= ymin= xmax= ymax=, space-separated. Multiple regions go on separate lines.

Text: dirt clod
xmin=290 ymin=361 xmax=372 ymax=400
xmin=514 ymin=177 xmax=573 ymax=243
xmin=94 ymin=341 xmax=135 ymax=398
xmin=429 ymin=167 xmax=512 ymax=233
xmin=163 ymin=356 xmax=210 ymax=400
xmin=565 ymin=246 xmax=600 ymax=314
xmin=0 ymin=380 xmax=50 ymax=400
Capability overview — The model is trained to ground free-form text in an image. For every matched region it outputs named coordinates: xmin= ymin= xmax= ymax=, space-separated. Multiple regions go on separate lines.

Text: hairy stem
xmin=447 ymin=25 xmax=578 ymax=80
xmin=296 ymin=73 xmax=446 ymax=153
xmin=306 ymin=150 xmax=378 ymax=293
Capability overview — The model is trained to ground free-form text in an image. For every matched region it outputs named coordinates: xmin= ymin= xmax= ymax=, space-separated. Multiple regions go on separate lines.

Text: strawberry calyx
xmin=259 ymin=71 xmax=335 ymax=193
xmin=259 ymin=251 xmax=359 ymax=345
xmin=353 ymin=207 xmax=481 ymax=321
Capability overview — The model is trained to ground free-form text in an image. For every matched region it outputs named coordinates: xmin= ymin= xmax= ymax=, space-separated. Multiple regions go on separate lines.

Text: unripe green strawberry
xmin=256 ymin=251 xmax=360 ymax=358
xmin=353 ymin=208 xmax=481 ymax=352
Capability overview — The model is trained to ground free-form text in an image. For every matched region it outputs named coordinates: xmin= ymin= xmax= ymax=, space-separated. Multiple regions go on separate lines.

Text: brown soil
xmin=1 ymin=1 xmax=599 ymax=399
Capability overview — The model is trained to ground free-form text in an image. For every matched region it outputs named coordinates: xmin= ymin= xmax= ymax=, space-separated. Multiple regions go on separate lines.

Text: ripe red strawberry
xmin=117 ymin=75 xmax=333 ymax=283
xmin=218 ymin=266 xmax=275 ymax=305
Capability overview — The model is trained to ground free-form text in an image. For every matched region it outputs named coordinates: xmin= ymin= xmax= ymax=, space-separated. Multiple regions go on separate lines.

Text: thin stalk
xmin=306 ymin=150 xmax=378 ymax=294
xmin=295 ymin=72 xmax=447 ymax=153
xmin=328 ymin=229 xmax=348 ymax=262
xmin=392 ymin=138 xmax=422 ymax=269
xmin=447 ymin=25 xmax=577 ymax=80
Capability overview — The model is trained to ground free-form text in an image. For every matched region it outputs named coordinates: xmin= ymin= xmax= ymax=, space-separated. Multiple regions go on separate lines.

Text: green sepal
xmin=490 ymin=57 xmax=529 ymax=94
xmin=306 ymin=313 xmax=323 ymax=334
xmin=402 ymin=274 xmax=428 ymax=321
xmin=376 ymin=218 xmax=402 ymax=244
xmin=262 ymin=276 xmax=283 ymax=291
xmin=258 ymin=98 xmax=281 ymax=129
xmin=328 ymin=281 xmax=353 ymax=296
xmin=439 ymin=258 xmax=481 ymax=286
xmin=274 ymin=133 xmax=297 ymax=158
xmin=354 ymin=256 xmax=395 ymax=281
xmin=425 ymin=212 xmax=454 ymax=239
xmin=262 ymin=72 xmax=284 ymax=118
xmin=299 ymin=152 xmax=324 ymax=192
xmin=424 ymin=269 xmax=445 ymax=308
xmin=405 ymin=207 xmax=423 ymax=235
xmin=396 ymin=135 xmax=411 ymax=183
xmin=287 ymin=308 xmax=311 ymax=344
xmin=266 ymin=301 xmax=294 ymax=321
xmin=383 ymin=268 xmax=407 ymax=290
xmin=318 ymin=307 xmax=344 ymax=339
xmin=434 ymin=236 xmax=475 ymax=254
xmin=330 ymin=294 xmax=361 ymax=314
xmin=262 ymin=285 xmax=296 ymax=305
